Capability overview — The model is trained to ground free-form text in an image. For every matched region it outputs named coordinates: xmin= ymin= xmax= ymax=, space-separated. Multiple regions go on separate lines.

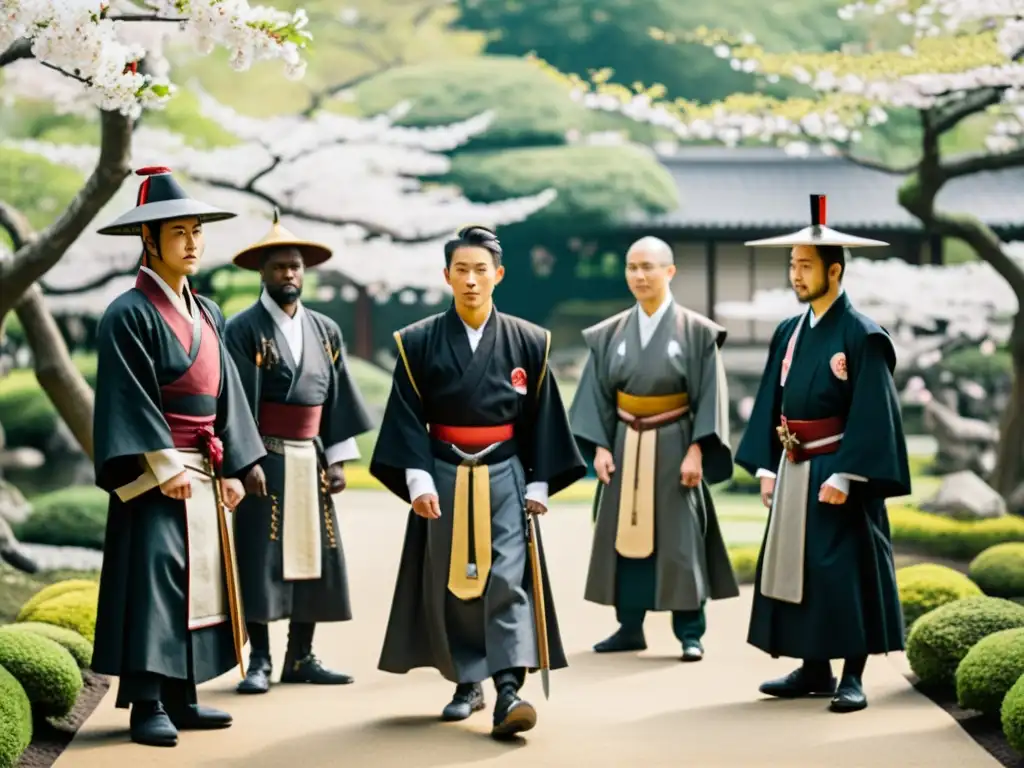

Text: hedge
xmin=956 ymin=627 xmax=1024 ymax=718
xmin=969 ymin=543 xmax=1024 ymax=598
xmin=728 ymin=545 xmax=760 ymax=584
xmin=0 ymin=664 xmax=31 ymax=768
xmin=14 ymin=486 xmax=108 ymax=550
xmin=0 ymin=631 xmax=82 ymax=719
xmin=906 ymin=596 xmax=1024 ymax=688
xmin=888 ymin=504 xmax=1024 ymax=561
xmin=896 ymin=563 xmax=982 ymax=628
xmin=0 ymin=623 xmax=93 ymax=669
xmin=18 ymin=585 xmax=99 ymax=643
xmin=16 ymin=578 xmax=98 ymax=623
xmin=1003 ymin=673 xmax=1024 ymax=754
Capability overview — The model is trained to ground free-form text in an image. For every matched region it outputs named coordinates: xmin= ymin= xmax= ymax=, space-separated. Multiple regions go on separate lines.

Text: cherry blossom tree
xmin=538 ymin=0 xmax=1024 ymax=497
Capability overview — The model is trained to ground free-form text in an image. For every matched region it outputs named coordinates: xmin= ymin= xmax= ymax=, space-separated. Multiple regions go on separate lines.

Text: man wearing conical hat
xmin=734 ymin=195 xmax=911 ymax=714
xmin=90 ymin=167 xmax=267 ymax=747
xmin=222 ymin=210 xmax=374 ymax=695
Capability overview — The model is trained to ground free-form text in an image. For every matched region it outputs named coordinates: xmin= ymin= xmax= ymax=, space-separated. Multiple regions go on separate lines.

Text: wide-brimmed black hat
xmin=745 ymin=194 xmax=888 ymax=248
xmin=96 ymin=166 xmax=236 ymax=236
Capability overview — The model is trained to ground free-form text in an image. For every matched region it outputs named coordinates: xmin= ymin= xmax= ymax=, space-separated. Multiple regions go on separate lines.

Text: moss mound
xmin=969 ymin=542 xmax=1024 ymax=598
xmin=14 ymin=486 xmax=108 ymax=550
xmin=906 ymin=595 xmax=1024 ymax=688
xmin=1002 ymin=672 xmax=1024 ymax=754
xmin=18 ymin=585 xmax=99 ymax=643
xmin=0 ymin=630 xmax=82 ymax=718
xmin=955 ymin=627 xmax=1024 ymax=717
xmin=0 ymin=663 xmax=31 ymax=768
xmin=1 ymin=622 xmax=93 ymax=669
xmin=16 ymin=578 xmax=97 ymax=623
xmin=896 ymin=563 xmax=982 ymax=628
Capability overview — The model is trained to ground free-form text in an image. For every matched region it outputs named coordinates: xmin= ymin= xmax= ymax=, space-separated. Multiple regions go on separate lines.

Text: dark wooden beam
xmin=929 ymin=234 xmax=944 ymax=266
xmin=705 ymin=240 xmax=717 ymax=320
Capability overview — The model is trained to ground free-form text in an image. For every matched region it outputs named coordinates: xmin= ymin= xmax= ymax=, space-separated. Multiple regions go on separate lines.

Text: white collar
xmin=260 ymin=287 xmax=304 ymax=328
xmin=637 ymin=292 xmax=673 ymax=324
xmin=460 ymin=306 xmax=492 ymax=336
xmin=140 ymin=265 xmax=192 ymax=316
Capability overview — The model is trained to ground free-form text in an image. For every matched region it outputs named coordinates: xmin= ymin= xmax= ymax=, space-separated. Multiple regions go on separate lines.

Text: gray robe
xmin=570 ymin=302 xmax=740 ymax=612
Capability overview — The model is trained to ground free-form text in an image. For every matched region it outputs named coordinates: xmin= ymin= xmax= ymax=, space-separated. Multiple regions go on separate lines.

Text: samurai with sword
xmin=90 ymin=167 xmax=266 ymax=748
xmin=370 ymin=225 xmax=586 ymax=739
xmin=735 ymin=195 xmax=911 ymax=714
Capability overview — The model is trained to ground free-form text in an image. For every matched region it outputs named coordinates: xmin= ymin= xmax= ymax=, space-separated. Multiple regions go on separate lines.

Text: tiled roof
xmin=633 ymin=146 xmax=1024 ymax=233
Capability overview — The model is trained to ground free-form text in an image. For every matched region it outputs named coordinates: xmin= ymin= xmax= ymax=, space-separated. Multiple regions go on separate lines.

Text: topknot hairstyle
xmin=444 ymin=225 xmax=503 ymax=268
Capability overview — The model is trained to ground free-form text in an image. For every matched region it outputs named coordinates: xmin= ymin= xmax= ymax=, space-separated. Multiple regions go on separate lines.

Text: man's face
xmin=625 ymin=246 xmax=675 ymax=302
xmin=145 ymin=217 xmax=204 ymax=276
xmin=789 ymin=244 xmax=833 ymax=303
xmin=444 ymin=246 xmax=503 ymax=310
xmin=261 ymin=246 xmax=305 ymax=305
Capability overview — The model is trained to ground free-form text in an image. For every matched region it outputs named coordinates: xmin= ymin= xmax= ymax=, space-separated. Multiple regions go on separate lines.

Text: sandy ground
xmin=59 ymin=490 xmax=999 ymax=768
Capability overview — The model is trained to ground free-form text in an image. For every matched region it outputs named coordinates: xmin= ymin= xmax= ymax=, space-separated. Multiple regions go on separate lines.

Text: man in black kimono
xmin=224 ymin=210 xmax=374 ymax=694
xmin=735 ymin=195 xmax=911 ymax=713
xmin=91 ymin=167 xmax=266 ymax=747
xmin=569 ymin=236 xmax=738 ymax=662
xmin=370 ymin=226 xmax=586 ymax=740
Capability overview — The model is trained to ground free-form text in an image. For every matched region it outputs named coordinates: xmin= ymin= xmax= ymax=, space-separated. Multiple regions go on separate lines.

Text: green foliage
xmin=444 ymin=144 xmax=678 ymax=227
xmin=144 ymin=89 xmax=240 ymax=149
xmin=18 ymin=584 xmax=99 ymax=644
xmin=0 ymin=148 xmax=84 ymax=233
xmin=942 ymin=346 xmax=1013 ymax=386
xmin=896 ymin=563 xmax=982 ymax=629
xmin=970 ymin=543 xmax=1024 ymax=599
xmin=888 ymin=504 xmax=1024 ymax=561
xmin=0 ymin=623 xmax=93 ymax=670
xmin=956 ymin=627 xmax=1024 ymax=718
xmin=16 ymin=579 xmax=98 ymax=625
xmin=0 ymin=664 xmax=31 ymax=768
xmin=14 ymin=486 xmax=108 ymax=551
xmin=0 ymin=353 xmax=97 ymax=450
xmin=906 ymin=595 xmax=1024 ymax=688
xmin=0 ymin=631 xmax=82 ymax=718
xmin=728 ymin=545 xmax=760 ymax=584
xmin=1002 ymin=673 xmax=1024 ymax=754
xmin=0 ymin=566 xmax=99 ymax=627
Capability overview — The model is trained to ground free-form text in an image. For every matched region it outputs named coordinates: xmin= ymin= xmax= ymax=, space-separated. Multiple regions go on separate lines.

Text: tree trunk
xmin=991 ymin=311 xmax=1024 ymax=497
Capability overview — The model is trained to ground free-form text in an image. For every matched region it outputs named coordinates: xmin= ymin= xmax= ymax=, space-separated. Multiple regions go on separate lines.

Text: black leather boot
xmin=279 ymin=621 xmax=353 ymax=685
xmin=759 ymin=662 xmax=837 ymax=699
xmin=166 ymin=702 xmax=233 ymax=730
xmin=129 ymin=701 xmax=178 ymax=747
xmin=237 ymin=651 xmax=272 ymax=694
xmin=593 ymin=626 xmax=647 ymax=653
xmin=440 ymin=682 xmax=485 ymax=721
xmin=490 ymin=669 xmax=536 ymax=740
xmin=830 ymin=657 xmax=868 ymax=712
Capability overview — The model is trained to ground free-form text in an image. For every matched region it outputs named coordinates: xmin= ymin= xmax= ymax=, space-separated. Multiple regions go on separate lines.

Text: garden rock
xmin=920 ymin=470 xmax=1006 ymax=521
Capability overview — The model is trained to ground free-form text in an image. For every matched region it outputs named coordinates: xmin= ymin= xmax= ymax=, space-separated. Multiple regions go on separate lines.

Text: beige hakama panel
xmin=280 ymin=439 xmax=323 ymax=581
xmin=615 ymin=427 xmax=657 ymax=559
xmin=447 ymin=464 xmax=493 ymax=601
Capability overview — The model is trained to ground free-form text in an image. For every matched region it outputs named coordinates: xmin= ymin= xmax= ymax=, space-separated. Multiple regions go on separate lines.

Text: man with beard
xmin=223 ymin=210 xmax=374 ymax=695
xmin=370 ymin=225 xmax=586 ymax=739
xmin=568 ymin=236 xmax=738 ymax=662
xmin=91 ymin=167 xmax=265 ymax=747
xmin=735 ymin=195 xmax=911 ymax=713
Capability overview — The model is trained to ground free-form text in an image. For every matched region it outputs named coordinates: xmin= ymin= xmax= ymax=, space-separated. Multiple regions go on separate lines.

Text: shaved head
xmin=624 ymin=235 xmax=676 ymax=308
xmin=626 ymin=236 xmax=674 ymax=265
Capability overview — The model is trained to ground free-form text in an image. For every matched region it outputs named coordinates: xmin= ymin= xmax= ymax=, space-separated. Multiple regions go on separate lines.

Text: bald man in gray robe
xmin=568 ymin=237 xmax=739 ymax=660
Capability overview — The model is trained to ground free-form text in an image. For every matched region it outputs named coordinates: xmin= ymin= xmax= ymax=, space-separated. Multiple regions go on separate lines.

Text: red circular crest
xmin=830 ymin=352 xmax=848 ymax=381
xmin=511 ymin=367 xmax=528 ymax=393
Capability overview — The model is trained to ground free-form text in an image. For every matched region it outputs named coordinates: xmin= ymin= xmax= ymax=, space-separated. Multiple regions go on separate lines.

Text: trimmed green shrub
xmin=14 ymin=486 xmax=108 ymax=550
xmin=0 ymin=664 xmax=31 ymax=768
xmin=889 ymin=505 xmax=1024 ymax=561
xmin=0 ymin=631 xmax=82 ymax=718
xmin=1003 ymin=672 xmax=1024 ymax=753
xmin=18 ymin=585 xmax=99 ymax=643
xmin=728 ymin=545 xmax=760 ymax=585
xmin=907 ymin=596 xmax=1024 ymax=688
xmin=969 ymin=543 xmax=1024 ymax=598
xmin=16 ymin=578 xmax=97 ymax=623
xmin=956 ymin=627 xmax=1024 ymax=717
xmin=896 ymin=563 xmax=982 ymax=628
xmin=1 ymin=623 xmax=93 ymax=669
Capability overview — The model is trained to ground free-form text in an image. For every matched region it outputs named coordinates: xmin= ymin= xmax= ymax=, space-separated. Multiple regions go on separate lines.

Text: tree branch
xmin=940 ymin=146 xmax=1024 ymax=181
xmin=0 ymin=39 xmax=33 ymax=68
xmin=931 ymin=87 xmax=1005 ymax=136
xmin=0 ymin=109 xmax=133 ymax=322
xmin=839 ymin=151 xmax=918 ymax=175
xmin=39 ymin=263 xmax=139 ymax=296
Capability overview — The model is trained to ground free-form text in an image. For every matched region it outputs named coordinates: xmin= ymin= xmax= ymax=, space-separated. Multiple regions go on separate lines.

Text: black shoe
xmin=237 ymin=653 xmax=272 ymax=694
xmin=167 ymin=703 xmax=233 ymax=730
xmin=441 ymin=683 xmax=485 ymax=721
xmin=280 ymin=653 xmax=354 ymax=685
xmin=759 ymin=667 xmax=837 ymax=699
xmin=830 ymin=675 xmax=868 ymax=713
xmin=593 ymin=627 xmax=647 ymax=653
xmin=129 ymin=701 xmax=178 ymax=747
xmin=491 ymin=686 xmax=537 ymax=740
xmin=681 ymin=640 xmax=704 ymax=662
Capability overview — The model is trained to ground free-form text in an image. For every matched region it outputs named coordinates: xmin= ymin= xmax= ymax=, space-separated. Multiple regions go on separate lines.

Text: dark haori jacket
xmin=735 ymin=291 xmax=912 ymax=660
xmin=91 ymin=270 xmax=265 ymax=690
xmin=369 ymin=305 xmax=587 ymax=681
xmin=570 ymin=301 xmax=739 ymax=612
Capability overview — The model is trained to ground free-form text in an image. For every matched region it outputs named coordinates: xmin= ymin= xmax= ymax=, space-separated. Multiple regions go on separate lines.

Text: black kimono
xmin=91 ymin=269 xmax=265 ymax=708
xmin=734 ymin=292 xmax=910 ymax=660
xmin=224 ymin=299 xmax=373 ymax=624
xmin=370 ymin=305 xmax=586 ymax=685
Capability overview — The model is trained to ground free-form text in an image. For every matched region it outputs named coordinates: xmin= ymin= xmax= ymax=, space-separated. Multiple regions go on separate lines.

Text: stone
xmin=922 ymin=396 xmax=999 ymax=476
xmin=0 ymin=478 xmax=31 ymax=525
xmin=920 ymin=470 xmax=1007 ymax=521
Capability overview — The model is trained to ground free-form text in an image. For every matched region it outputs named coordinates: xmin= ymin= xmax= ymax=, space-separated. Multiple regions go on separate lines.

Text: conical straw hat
xmin=232 ymin=208 xmax=333 ymax=270
xmin=744 ymin=194 xmax=889 ymax=248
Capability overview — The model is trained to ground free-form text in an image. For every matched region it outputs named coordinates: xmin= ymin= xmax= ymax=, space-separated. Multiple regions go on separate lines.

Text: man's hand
xmin=594 ymin=446 xmax=616 ymax=485
xmin=221 ymin=478 xmax=246 ymax=510
xmin=819 ymin=483 xmax=848 ymax=505
xmin=326 ymin=463 xmax=346 ymax=494
xmin=412 ymin=493 xmax=442 ymax=519
xmin=680 ymin=444 xmax=703 ymax=488
xmin=160 ymin=470 xmax=192 ymax=500
xmin=526 ymin=499 xmax=547 ymax=516
xmin=760 ymin=476 xmax=775 ymax=509
xmin=244 ymin=464 xmax=267 ymax=497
